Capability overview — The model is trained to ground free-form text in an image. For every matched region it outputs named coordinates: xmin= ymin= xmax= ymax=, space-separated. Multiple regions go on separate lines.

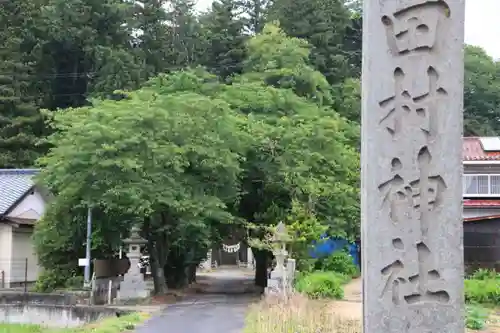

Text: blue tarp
xmin=309 ymin=234 xmax=360 ymax=268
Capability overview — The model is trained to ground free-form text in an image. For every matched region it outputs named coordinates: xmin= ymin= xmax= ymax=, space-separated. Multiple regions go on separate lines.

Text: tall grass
xmin=244 ymin=294 xmax=361 ymax=333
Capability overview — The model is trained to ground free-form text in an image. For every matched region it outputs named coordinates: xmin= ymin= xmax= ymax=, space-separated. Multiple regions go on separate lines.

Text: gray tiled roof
xmin=0 ymin=169 xmax=39 ymax=216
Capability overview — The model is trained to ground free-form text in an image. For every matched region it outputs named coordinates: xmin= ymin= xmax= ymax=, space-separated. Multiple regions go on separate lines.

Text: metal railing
xmin=0 ymin=258 xmax=32 ymax=292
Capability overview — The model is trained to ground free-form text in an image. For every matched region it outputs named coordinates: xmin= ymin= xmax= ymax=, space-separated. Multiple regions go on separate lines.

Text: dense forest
xmin=2 ymin=0 xmax=499 ymax=291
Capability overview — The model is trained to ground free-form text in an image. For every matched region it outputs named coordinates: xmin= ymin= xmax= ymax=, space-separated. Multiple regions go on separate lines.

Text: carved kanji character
xmin=379 ymin=67 xmax=447 ymax=138
xmin=380 ymin=240 xmax=450 ymax=306
xmin=381 ymin=0 xmax=451 ymax=56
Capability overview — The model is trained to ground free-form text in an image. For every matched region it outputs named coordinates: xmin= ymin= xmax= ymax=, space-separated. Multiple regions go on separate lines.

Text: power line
xmin=0 ymin=61 xmax=245 ymax=79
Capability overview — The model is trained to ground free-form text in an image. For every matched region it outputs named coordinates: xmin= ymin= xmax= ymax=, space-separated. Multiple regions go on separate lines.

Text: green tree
xmin=0 ymin=0 xmax=45 ymax=167
xmin=34 ymin=24 xmax=361 ymax=292
xmin=164 ymin=0 xmax=208 ymax=70
xmin=222 ymin=23 xmax=360 ymax=285
xmin=243 ymin=23 xmax=332 ymax=105
xmin=34 ymin=0 xmax=141 ymax=108
xmin=202 ymin=0 xmax=247 ymax=80
xmin=463 ymin=45 xmax=500 ymax=136
xmin=342 ymin=8 xmax=362 ymax=78
xmin=240 ymin=0 xmax=270 ymax=34
xmin=268 ymin=0 xmax=352 ymax=85
xmin=35 ymin=73 xmax=248 ymax=290
xmin=334 ymin=77 xmax=360 ymax=123
xmin=131 ymin=0 xmax=170 ymax=77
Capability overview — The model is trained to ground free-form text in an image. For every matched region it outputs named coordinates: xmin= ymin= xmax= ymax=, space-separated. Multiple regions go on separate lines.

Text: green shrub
xmin=469 ymin=268 xmax=499 ymax=281
xmin=295 ymin=271 xmax=348 ymax=299
xmin=33 ymin=269 xmax=68 ymax=292
xmin=33 ymin=269 xmax=84 ymax=292
xmin=465 ymin=277 xmax=500 ymax=305
xmin=466 ymin=305 xmax=488 ymax=330
xmin=296 ymin=258 xmax=317 ymax=273
xmin=315 ymin=250 xmax=359 ymax=278
xmin=65 ymin=275 xmax=84 ymax=290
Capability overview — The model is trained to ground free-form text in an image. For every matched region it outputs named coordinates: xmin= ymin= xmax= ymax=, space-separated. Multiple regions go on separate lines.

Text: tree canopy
xmin=34 ymin=22 xmax=360 ymax=289
xmin=0 ymin=0 xmax=496 ymax=291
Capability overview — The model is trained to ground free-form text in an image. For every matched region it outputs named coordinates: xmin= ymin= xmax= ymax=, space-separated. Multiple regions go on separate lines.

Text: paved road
xmin=134 ymin=267 xmax=258 ymax=333
xmin=134 ymin=294 xmax=253 ymax=333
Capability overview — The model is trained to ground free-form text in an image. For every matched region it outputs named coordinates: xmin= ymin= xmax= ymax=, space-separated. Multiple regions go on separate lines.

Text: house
xmin=462 ymin=137 xmax=500 ymax=272
xmin=0 ymin=169 xmax=46 ymax=288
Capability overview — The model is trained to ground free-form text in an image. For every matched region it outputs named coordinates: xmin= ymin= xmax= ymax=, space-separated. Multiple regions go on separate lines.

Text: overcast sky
xmin=465 ymin=0 xmax=500 ymax=59
xmin=196 ymin=0 xmax=500 ymax=60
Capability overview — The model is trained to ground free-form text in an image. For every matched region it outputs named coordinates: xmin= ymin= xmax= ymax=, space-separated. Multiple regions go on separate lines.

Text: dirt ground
xmin=328 ymin=278 xmax=362 ymax=320
xmin=330 ymin=278 xmax=500 ymax=333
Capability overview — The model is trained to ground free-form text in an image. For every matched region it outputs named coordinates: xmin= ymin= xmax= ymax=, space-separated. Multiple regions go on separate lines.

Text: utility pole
xmin=84 ymin=206 xmax=92 ymax=287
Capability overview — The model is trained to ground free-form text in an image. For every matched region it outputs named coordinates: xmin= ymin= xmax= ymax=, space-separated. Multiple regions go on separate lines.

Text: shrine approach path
xmin=133 ymin=266 xmax=258 ymax=333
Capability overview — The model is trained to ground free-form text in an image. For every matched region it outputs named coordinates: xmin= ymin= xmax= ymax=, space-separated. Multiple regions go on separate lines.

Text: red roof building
xmin=461 ymin=138 xmax=500 ymax=271
xmin=462 ymin=137 xmax=500 ymax=221
xmin=463 ymin=137 xmax=500 ymax=161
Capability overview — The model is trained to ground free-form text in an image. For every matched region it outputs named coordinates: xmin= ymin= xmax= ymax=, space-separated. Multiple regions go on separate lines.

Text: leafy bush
xmin=466 ymin=305 xmax=488 ymax=330
xmin=296 ymin=258 xmax=317 ymax=273
xmin=295 ymin=271 xmax=349 ymax=299
xmin=469 ymin=268 xmax=499 ymax=281
xmin=33 ymin=269 xmax=69 ymax=292
xmin=465 ymin=277 xmax=500 ymax=305
xmin=315 ymin=250 xmax=359 ymax=278
xmin=465 ymin=269 xmax=500 ymax=306
xmin=65 ymin=275 xmax=84 ymax=290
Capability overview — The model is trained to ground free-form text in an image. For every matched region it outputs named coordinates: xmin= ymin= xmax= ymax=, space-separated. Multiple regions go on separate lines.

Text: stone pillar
xmin=247 ymin=247 xmax=254 ymax=269
xmin=118 ymin=226 xmax=149 ymax=300
xmin=200 ymin=249 xmax=212 ymax=271
xmin=362 ymin=1 xmax=465 ymax=332
xmin=265 ymin=222 xmax=289 ymax=297
xmin=286 ymin=258 xmax=296 ymax=293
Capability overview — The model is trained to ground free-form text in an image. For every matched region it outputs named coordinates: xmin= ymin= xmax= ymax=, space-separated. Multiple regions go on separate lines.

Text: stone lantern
xmin=118 ymin=225 xmax=149 ymax=300
xmin=266 ymin=222 xmax=290 ymax=296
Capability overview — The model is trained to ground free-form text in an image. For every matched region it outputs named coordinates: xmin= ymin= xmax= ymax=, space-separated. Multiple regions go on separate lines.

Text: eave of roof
xmin=0 ymin=169 xmax=40 ymax=216
xmin=464 ymin=214 xmax=500 ymax=222
xmin=463 ymin=199 xmax=500 ymax=207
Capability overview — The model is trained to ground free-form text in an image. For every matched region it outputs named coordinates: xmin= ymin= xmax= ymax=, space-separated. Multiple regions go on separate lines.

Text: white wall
xmin=1 ymin=187 xmax=46 ymax=286
xmin=463 ymin=207 xmax=500 ymax=219
xmin=7 ymin=188 xmax=46 ymax=220
xmin=0 ymin=224 xmax=13 ymax=287
xmin=11 ymin=228 xmax=40 ymax=284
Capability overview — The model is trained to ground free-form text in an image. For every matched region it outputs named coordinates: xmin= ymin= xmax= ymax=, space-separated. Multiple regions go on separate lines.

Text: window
xmin=463 ymin=174 xmax=500 ymax=196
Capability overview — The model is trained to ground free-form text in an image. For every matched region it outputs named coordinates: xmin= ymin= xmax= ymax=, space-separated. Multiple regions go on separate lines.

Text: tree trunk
xmin=253 ymin=248 xmax=268 ymax=288
xmin=145 ymin=217 xmax=168 ymax=295
xmin=188 ymin=264 xmax=197 ymax=283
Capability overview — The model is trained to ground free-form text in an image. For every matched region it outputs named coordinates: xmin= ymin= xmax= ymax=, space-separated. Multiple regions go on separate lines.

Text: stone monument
xmin=285 ymin=258 xmax=296 ymax=294
xmin=200 ymin=249 xmax=212 ymax=271
xmin=361 ymin=0 xmax=465 ymax=332
xmin=247 ymin=247 xmax=254 ymax=269
xmin=118 ymin=225 xmax=149 ymax=300
xmin=266 ymin=222 xmax=289 ymax=297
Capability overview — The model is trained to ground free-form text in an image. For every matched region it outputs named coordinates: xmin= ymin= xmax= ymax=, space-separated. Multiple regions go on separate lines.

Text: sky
xmin=196 ymin=0 xmax=500 ymax=60
xmin=465 ymin=0 xmax=500 ymax=60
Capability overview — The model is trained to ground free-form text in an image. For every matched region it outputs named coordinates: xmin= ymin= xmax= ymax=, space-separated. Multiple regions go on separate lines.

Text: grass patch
xmin=466 ymin=304 xmax=489 ymax=331
xmin=244 ymin=294 xmax=360 ymax=333
xmin=0 ymin=324 xmax=45 ymax=333
xmin=0 ymin=312 xmax=150 ymax=333
xmin=465 ymin=269 xmax=500 ymax=306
